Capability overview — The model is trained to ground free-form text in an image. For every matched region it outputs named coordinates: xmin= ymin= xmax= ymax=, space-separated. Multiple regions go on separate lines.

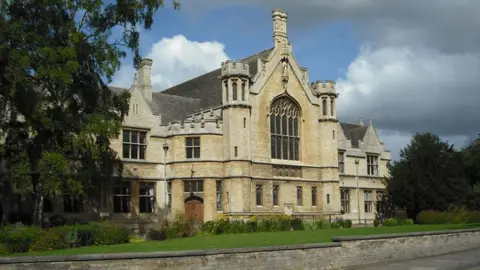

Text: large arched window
xmin=270 ymin=96 xmax=300 ymax=160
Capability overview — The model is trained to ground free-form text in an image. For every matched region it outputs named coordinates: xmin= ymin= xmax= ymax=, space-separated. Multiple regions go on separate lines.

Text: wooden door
xmin=184 ymin=199 xmax=204 ymax=223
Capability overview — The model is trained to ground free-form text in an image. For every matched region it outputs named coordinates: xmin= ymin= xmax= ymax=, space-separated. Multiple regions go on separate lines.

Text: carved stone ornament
xmin=270 ymin=97 xmax=299 ymax=119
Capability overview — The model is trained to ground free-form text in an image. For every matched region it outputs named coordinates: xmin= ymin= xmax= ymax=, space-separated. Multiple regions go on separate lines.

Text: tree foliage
xmin=0 ymin=0 xmax=179 ymax=225
xmin=463 ymin=135 xmax=480 ymax=187
xmin=386 ymin=133 xmax=471 ymax=219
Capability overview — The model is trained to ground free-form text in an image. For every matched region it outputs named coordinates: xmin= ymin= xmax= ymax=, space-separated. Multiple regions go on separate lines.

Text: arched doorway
xmin=184 ymin=195 xmax=204 ymax=224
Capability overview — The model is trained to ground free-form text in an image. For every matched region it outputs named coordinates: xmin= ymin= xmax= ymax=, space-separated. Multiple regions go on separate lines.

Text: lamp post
xmin=162 ymin=142 xmax=169 ymax=210
xmin=355 ymin=159 xmax=361 ymax=225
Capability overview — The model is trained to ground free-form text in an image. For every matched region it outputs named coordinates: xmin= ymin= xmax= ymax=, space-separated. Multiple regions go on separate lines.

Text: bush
xmin=47 ymin=215 xmax=67 ymax=227
xmin=3 ymin=225 xmax=42 ymax=253
xmin=29 ymin=227 xmax=69 ymax=252
xmin=383 ymin=218 xmax=398 ymax=227
xmin=416 ymin=210 xmax=480 ymax=224
xmin=0 ymin=244 xmax=8 ymax=255
xmin=93 ymin=223 xmax=130 ymax=246
xmin=395 ymin=211 xmax=408 ymax=221
xmin=148 ymin=216 xmax=196 ymax=241
xmin=290 ymin=217 xmax=304 ymax=230
xmin=373 ymin=219 xmax=380 ymax=227
xmin=72 ymin=223 xmax=98 ymax=247
xmin=343 ymin=219 xmax=353 ymax=228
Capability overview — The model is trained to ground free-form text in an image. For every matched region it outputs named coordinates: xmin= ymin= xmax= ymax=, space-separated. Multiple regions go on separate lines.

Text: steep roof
xmin=161 ymin=48 xmax=273 ymax=110
xmin=340 ymin=122 xmax=368 ymax=148
xmin=151 ymin=93 xmax=201 ymax=124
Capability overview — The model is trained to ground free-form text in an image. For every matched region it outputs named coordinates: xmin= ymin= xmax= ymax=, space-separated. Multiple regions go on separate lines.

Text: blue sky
xmin=134 ymin=5 xmax=360 ymax=82
xmin=112 ymin=1 xmax=480 ymax=160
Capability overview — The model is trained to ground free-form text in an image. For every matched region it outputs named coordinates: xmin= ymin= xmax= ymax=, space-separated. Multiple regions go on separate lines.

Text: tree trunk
xmin=32 ymin=174 xmax=44 ymax=227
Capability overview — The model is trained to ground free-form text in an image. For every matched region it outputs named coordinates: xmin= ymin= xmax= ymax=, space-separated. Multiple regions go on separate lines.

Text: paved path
xmin=355 ymin=248 xmax=480 ymax=270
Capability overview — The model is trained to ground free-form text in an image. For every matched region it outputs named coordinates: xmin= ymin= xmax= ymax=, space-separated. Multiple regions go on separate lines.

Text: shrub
xmin=290 ymin=217 xmax=304 ymax=230
xmin=29 ymin=227 xmax=69 ymax=252
xmin=147 ymin=227 xmax=166 ymax=241
xmin=0 ymin=244 xmax=8 ymax=255
xmin=72 ymin=223 xmax=98 ymax=247
xmin=395 ymin=211 xmax=408 ymax=221
xmin=315 ymin=220 xmax=330 ymax=229
xmin=343 ymin=219 xmax=353 ymax=228
xmin=405 ymin=218 xmax=414 ymax=225
xmin=417 ymin=210 xmax=444 ymax=224
xmin=93 ymin=223 xmax=130 ymax=246
xmin=383 ymin=218 xmax=398 ymax=227
xmin=200 ymin=221 xmax=216 ymax=235
xmin=416 ymin=210 xmax=480 ymax=224
xmin=148 ymin=216 xmax=196 ymax=241
xmin=47 ymin=215 xmax=67 ymax=227
xmin=373 ymin=219 xmax=380 ymax=227
xmin=3 ymin=225 xmax=42 ymax=253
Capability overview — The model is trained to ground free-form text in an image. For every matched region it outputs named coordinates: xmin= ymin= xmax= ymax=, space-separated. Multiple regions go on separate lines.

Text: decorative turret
xmin=313 ymin=80 xmax=336 ymax=96
xmin=221 ymin=60 xmax=251 ymax=106
xmin=314 ymin=80 xmax=338 ymax=121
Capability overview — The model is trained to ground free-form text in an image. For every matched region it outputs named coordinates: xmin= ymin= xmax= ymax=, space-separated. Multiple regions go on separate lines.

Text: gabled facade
xmin=44 ymin=9 xmax=391 ymax=225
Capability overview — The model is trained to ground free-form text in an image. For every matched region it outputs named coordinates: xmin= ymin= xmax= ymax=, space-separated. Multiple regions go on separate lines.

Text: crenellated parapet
xmin=311 ymin=80 xmax=337 ymax=97
xmin=221 ymin=60 xmax=250 ymax=79
xmin=221 ymin=61 xmax=251 ymax=106
xmin=167 ymin=117 xmax=223 ymax=135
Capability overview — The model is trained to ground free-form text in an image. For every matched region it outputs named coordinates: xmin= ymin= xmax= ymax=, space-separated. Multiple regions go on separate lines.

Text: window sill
xmin=271 ymin=159 xmax=301 ymax=165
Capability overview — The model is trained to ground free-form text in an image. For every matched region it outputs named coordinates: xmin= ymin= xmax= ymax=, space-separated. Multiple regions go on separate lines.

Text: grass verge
xmin=7 ymin=223 xmax=480 ymax=257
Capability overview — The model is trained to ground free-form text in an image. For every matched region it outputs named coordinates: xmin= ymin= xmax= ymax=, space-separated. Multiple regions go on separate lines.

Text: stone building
xmin=41 ymin=9 xmax=391 ymax=225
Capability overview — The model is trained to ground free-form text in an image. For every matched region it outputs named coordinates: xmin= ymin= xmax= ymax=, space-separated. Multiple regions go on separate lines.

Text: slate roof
xmin=340 ymin=122 xmax=368 ymax=148
xmin=161 ymin=48 xmax=273 ymax=110
xmin=151 ymin=92 xmax=201 ymax=124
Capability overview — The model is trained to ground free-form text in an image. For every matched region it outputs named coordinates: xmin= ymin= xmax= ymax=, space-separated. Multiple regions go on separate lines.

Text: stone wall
xmin=1 ymin=228 xmax=479 ymax=270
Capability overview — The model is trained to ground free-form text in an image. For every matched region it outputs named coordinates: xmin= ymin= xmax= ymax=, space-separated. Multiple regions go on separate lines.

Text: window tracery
xmin=270 ymin=97 xmax=300 ymax=160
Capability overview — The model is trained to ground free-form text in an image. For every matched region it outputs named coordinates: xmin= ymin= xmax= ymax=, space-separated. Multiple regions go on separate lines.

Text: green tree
xmin=0 ymin=0 xmax=179 ymax=226
xmin=386 ymin=133 xmax=470 ymax=219
xmin=463 ymin=135 xmax=480 ymax=186
xmin=462 ymin=135 xmax=480 ymax=209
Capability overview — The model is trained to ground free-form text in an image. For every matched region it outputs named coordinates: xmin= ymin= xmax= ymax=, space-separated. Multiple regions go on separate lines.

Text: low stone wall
xmin=1 ymin=228 xmax=479 ymax=270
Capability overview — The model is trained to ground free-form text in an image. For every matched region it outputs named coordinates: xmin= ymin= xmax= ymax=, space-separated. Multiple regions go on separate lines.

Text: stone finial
xmin=272 ymin=9 xmax=288 ymax=47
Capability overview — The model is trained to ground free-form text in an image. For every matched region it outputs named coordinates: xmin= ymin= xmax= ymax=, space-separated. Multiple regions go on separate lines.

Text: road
xmin=354 ymin=248 xmax=480 ymax=270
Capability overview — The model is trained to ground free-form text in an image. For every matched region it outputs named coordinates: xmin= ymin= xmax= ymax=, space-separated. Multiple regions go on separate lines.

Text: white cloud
xmin=111 ymin=35 xmax=229 ymax=90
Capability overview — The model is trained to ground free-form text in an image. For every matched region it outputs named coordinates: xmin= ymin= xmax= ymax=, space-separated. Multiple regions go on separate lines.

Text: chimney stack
xmin=136 ymin=58 xmax=153 ymax=104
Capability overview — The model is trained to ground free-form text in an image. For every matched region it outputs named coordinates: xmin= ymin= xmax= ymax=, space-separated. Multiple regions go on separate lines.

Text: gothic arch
xmin=269 ymin=95 xmax=300 ymax=161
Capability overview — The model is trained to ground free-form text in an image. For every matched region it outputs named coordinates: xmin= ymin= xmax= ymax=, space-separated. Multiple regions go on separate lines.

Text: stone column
xmin=172 ymin=179 xmax=184 ymax=218
xmin=130 ymin=180 xmax=139 ymax=215
xmin=203 ymin=179 xmax=217 ymax=221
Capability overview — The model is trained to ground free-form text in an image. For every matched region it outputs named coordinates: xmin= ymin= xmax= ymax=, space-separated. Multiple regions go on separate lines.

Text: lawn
xmin=9 ymin=223 xmax=480 ymax=257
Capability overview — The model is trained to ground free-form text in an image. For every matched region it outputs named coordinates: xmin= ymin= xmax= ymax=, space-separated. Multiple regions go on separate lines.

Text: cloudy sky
xmin=111 ymin=0 xmax=480 ymax=160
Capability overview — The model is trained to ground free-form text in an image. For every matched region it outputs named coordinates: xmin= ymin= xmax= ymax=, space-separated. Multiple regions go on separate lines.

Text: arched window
xmin=270 ymin=96 xmax=300 ymax=160
xmin=232 ymin=81 xmax=238 ymax=101
xmin=330 ymin=99 xmax=334 ymax=116
xmin=224 ymin=80 xmax=229 ymax=101
xmin=322 ymin=98 xmax=327 ymax=116
xmin=241 ymin=81 xmax=246 ymax=101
